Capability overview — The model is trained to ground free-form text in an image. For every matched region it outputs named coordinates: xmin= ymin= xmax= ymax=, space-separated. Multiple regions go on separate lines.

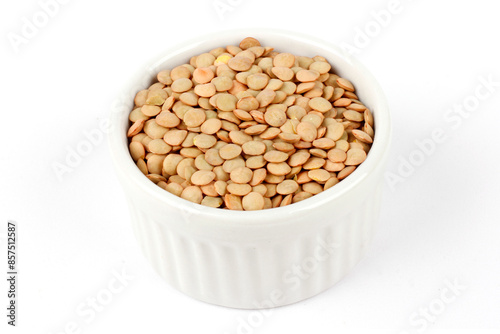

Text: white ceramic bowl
xmin=108 ymin=29 xmax=391 ymax=309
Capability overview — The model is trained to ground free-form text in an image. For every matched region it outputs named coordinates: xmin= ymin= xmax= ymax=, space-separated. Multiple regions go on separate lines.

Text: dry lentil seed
xmin=312 ymin=137 xmax=335 ymax=149
xmin=170 ymin=66 xmax=191 ymax=81
xmin=239 ymin=37 xmax=261 ymax=50
xmin=176 ymin=158 xmax=195 ymax=179
xmin=278 ymin=132 xmax=301 ymax=143
xmin=162 ymin=154 xmax=183 ymax=175
xmin=363 ymin=122 xmax=374 ymax=138
xmin=265 ymin=173 xmax=285 ymax=184
xmin=327 ymin=148 xmax=347 ymax=162
xmin=309 ymin=97 xmax=332 ymax=113
xmin=195 ymin=154 xmax=213 ymax=170
xmin=165 ymin=182 xmax=183 ymax=197
xmin=296 ymin=70 xmax=320 ymax=82
xmin=335 ymin=139 xmax=350 ymax=152
xmin=224 ymin=194 xmax=243 ymax=210
xmin=129 ymin=108 xmax=149 ymax=122
xmin=163 ymin=129 xmax=187 ymax=146
xmin=240 ymin=121 xmax=261 ymax=129
xmin=256 ymin=89 xmax=276 ymax=108
xmin=364 ymin=109 xmax=374 ymax=127
xmin=303 ymin=157 xmax=326 ymax=170
xmin=302 ymin=182 xmax=323 ymax=194
xmin=249 ymin=168 xmax=267 ymax=186
xmin=271 ymin=67 xmax=294 ymax=81
xmin=181 ymin=186 xmax=203 ymax=204
xmin=293 ymin=191 xmax=313 ymax=203
xmin=267 ymin=162 xmax=291 ymax=176
xmin=201 ymin=196 xmax=223 ymax=208
xmin=309 ymin=61 xmax=331 ymax=74
xmin=129 ymin=141 xmax=145 ymax=161
xmin=296 ymin=82 xmax=315 ymax=94
xmin=276 ymin=179 xmax=299 ymax=195
xmin=288 ymin=150 xmax=311 ymax=167
xmin=236 ymin=96 xmax=259 ymax=111
xmin=324 ymin=177 xmax=339 ymax=190
xmin=148 ymin=139 xmax=172 ymax=154
xmin=273 ymin=53 xmax=295 ymax=68
xmin=230 ymin=167 xmax=253 ymax=184
xmin=216 ymin=93 xmax=238 ymax=112
xmin=247 ymin=73 xmax=269 ymax=90
xmin=325 ymin=160 xmax=345 ymax=172
xmin=246 ymin=155 xmax=267 ymax=169
xmin=183 ymin=108 xmax=206 ymax=127
xmin=264 ymin=150 xmax=289 ymax=163
xmin=351 ymin=129 xmax=373 ymax=144
xmin=201 ymin=182 xmax=218 ymax=197
xmin=200 ymin=118 xmax=222 ymax=135
xmin=193 ymin=67 xmax=215 ymax=84
xmin=219 ymin=143 xmax=242 ymax=160
xmin=214 ymin=180 xmax=227 ymax=196
xmin=212 ymin=76 xmax=233 ymax=91
xmin=157 ymin=70 xmax=173 ymax=85
xmin=280 ymin=194 xmax=293 ymax=207
xmin=244 ymin=124 xmax=268 ymax=135
xmin=137 ymin=159 xmax=148 ymax=175
xmin=308 ymin=169 xmax=330 ymax=183
xmin=156 ymin=111 xmax=181 ymax=128
xmin=194 ymin=83 xmax=216 ymax=97
xmin=127 ymin=119 xmax=145 ymax=137
xmin=227 ymin=183 xmax=252 ymax=196
xmin=171 ymin=78 xmax=193 ymax=93
xmin=344 ymin=148 xmax=367 ymax=166
xmin=296 ymin=121 xmax=317 ymax=142
xmin=252 ymin=184 xmax=268 ymax=196
xmin=134 ymin=90 xmax=148 ymax=107
xmin=169 ymin=175 xmax=185 ymax=184
xmin=191 ymin=170 xmax=216 ymax=186
xmin=338 ymin=166 xmax=356 ymax=179
xmin=193 ymin=133 xmax=217 ymax=149
xmin=296 ymin=171 xmax=311 ymax=184
xmin=260 ymin=127 xmax=281 ymax=140
xmin=242 ymin=141 xmax=266 ymax=155
xmin=333 ymin=98 xmax=352 ymax=107
xmin=228 ymin=56 xmax=253 ymax=72
xmin=336 ymin=78 xmax=355 ymax=92
xmin=147 ymin=154 xmax=166 ymax=175
xmin=204 ymin=148 xmax=224 ymax=166
xmin=272 ymin=195 xmax=283 ymax=207
xmin=309 ymin=148 xmax=327 ymax=159
xmin=228 ymin=130 xmax=252 ymax=145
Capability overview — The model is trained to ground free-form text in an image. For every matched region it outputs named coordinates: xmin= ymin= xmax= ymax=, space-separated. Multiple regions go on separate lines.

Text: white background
xmin=1 ymin=0 xmax=499 ymax=333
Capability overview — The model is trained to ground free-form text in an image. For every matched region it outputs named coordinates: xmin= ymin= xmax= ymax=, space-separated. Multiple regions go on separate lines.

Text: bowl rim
xmin=108 ymin=28 xmax=392 ymax=224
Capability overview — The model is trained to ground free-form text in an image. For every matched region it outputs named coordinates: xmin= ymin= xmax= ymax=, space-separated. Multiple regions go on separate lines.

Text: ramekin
xmin=108 ymin=29 xmax=391 ymax=309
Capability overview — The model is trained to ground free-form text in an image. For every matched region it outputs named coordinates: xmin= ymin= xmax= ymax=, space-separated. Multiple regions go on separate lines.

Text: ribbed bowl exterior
xmin=126 ymin=182 xmax=383 ymax=309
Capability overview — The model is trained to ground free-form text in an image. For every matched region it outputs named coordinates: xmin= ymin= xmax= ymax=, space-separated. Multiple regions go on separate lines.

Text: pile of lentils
xmin=127 ymin=37 xmax=375 ymax=211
